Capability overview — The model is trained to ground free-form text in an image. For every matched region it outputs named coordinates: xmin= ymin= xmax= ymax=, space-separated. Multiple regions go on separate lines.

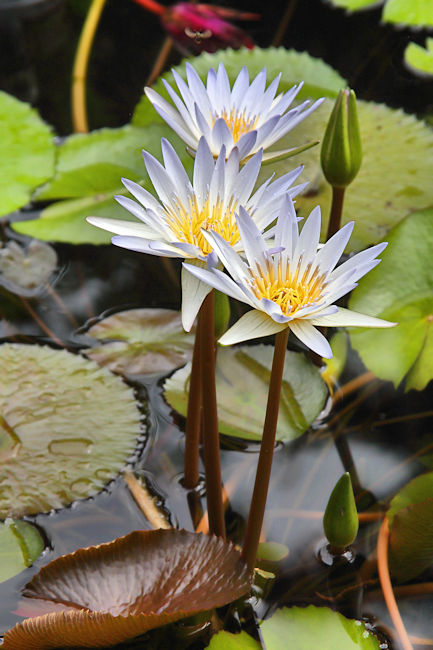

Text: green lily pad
xmin=0 ymin=343 xmax=142 ymax=518
xmin=260 ymin=606 xmax=380 ymax=649
xmin=328 ymin=0 xmax=382 ymax=8
xmin=348 ymin=208 xmax=433 ymax=390
xmin=206 ymin=631 xmax=260 ymax=650
xmin=0 ymin=91 xmax=54 ymax=217
xmin=11 ymin=125 xmax=193 ymax=245
xmin=404 ymin=38 xmax=433 ymax=76
xmin=84 ymin=308 xmax=195 ymax=376
xmin=388 ymin=471 xmax=433 ymax=524
xmin=132 ymin=48 xmax=346 ymax=128
xmin=383 ymin=0 xmax=433 ymax=26
xmin=164 ymin=345 xmax=327 ymax=442
xmin=0 ymin=519 xmax=45 ymax=584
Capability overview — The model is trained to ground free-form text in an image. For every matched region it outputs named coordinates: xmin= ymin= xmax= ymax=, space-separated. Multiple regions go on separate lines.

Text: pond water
xmin=1 ymin=0 xmax=433 ymax=648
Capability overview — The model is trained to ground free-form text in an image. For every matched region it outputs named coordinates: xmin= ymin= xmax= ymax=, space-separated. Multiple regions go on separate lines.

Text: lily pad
xmin=327 ymin=0 xmax=433 ymax=27
xmin=0 ymin=240 xmax=57 ymax=297
xmin=164 ymin=345 xmax=327 ymax=442
xmin=404 ymin=38 xmax=433 ymax=76
xmin=3 ymin=529 xmax=251 ymax=649
xmin=349 ymin=208 xmax=433 ymax=390
xmin=326 ymin=0 xmax=382 ymax=9
xmin=11 ymin=125 xmax=193 ymax=245
xmin=0 ymin=343 xmax=142 ymax=518
xmin=388 ymin=471 xmax=433 ymax=525
xmin=0 ymin=519 xmax=45 ymax=584
xmin=84 ymin=309 xmax=195 ymax=376
xmin=206 ymin=631 xmax=260 ymax=649
xmin=260 ymin=606 xmax=380 ymax=649
xmin=0 ymin=91 xmax=54 ymax=217
xmin=132 ymin=48 xmax=347 ymax=128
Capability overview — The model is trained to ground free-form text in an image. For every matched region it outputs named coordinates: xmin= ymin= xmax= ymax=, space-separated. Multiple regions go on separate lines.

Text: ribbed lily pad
xmin=0 ymin=343 xmax=142 ymax=518
xmin=206 ymin=631 xmax=260 ymax=649
xmin=260 ymin=606 xmax=380 ymax=649
xmin=0 ymin=91 xmax=54 ymax=217
xmin=132 ymin=48 xmax=346 ymax=128
xmin=3 ymin=529 xmax=251 ymax=649
xmin=0 ymin=519 xmax=45 ymax=584
xmin=84 ymin=309 xmax=195 ymax=376
xmin=164 ymin=345 xmax=327 ymax=442
xmin=349 ymin=208 xmax=433 ymax=390
xmin=11 ymin=125 xmax=192 ymax=245
xmin=0 ymin=240 xmax=57 ymax=297
xmin=404 ymin=38 xmax=433 ymax=76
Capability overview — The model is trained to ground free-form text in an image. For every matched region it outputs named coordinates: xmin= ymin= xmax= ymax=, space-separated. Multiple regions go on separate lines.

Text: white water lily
xmin=86 ymin=137 xmax=305 ymax=331
xmin=183 ymin=199 xmax=395 ymax=358
xmin=145 ymin=62 xmax=324 ymax=161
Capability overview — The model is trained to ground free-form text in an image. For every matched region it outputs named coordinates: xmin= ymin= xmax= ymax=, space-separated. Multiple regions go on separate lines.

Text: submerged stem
xmin=200 ymin=290 xmax=225 ymax=539
xmin=241 ymin=327 xmax=289 ymax=572
xmin=326 ymin=186 xmax=346 ymax=240
xmin=183 ymin=320 xmax=202 ymax=489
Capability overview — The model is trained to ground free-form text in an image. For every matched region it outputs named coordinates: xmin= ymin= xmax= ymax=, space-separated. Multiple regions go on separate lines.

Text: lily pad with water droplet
xmin=164 ymin=345 xmax=327 ymax=442
xmin=84 ymin=309 xmax=195 ymax=377
xmin=0 ymin=240 xmax=57 ymax=297
xmin=0 ymin=343 xmax=142 ymax=518
xmin=0 ymin=519 xmax=45 ymax=584
xmin=3 ymin=529 xmax=251 ymax=649
xmin=260 ymin=606 xmax=381 ymax=649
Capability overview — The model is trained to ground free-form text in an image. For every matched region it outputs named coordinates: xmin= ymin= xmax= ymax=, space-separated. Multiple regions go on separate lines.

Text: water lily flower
xmin=183 ymin=199 xmax=395 ymax=358
xmin=145 ymin=62 xmax=325 ymax=161
xmin=86 ymin=137 xmax=306 ymax=331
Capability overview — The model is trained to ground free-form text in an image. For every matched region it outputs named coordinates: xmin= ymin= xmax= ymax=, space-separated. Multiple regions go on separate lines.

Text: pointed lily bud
xmin=323 ymin=473 xmax=359 ymax=552
xmin=320 ymin=89 xmax=362 ymax=188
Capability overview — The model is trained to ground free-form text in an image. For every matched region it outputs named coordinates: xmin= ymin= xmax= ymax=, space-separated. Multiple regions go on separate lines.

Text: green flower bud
xmin=323 ymin=473 xmax=359 ymax=551
xmin=320 ymin=89 xmax=362 ymax=188
xmin=214 ymin=289 xmax=230 ymax=339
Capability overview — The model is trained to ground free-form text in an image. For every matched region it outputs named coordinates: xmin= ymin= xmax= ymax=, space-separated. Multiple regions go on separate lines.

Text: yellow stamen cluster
xmin=249 ymin=260 xmax=326 ymax=317
xmin=215 ymin=108 xmax=258 ymax=143
xmin=167 ymin=195 xmax=240 ymax=256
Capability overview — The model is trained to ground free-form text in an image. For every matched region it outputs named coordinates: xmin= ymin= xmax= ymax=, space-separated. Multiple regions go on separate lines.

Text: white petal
xmin=289 ymin=320 xmax=333 ymax=358
xmin=313 ymin=221 xmax=354 ymax=278
xmin=193 ymin=137 xmax=214 ymax=208
xmin=211 ymin=118 xmax=235 ymax=154
xmin=186 ymin=63 xmax=213 ymax=121
xmin=121 ymin=178 xmax=163 ymax=213
xmin=86 ymin=216 xmax=157 ymax=239
xmin=112 ymin=236 xmax=184 ymax=258
xmin=235 ymin=206 xmax=268 ymax=271
xmin=182 ymin=262 xmax=251 ymax=304
xmin=235 ymin=131 xmax=258 ymax=160
xmin=181 ymin=264 xmax=213 ymax=331
xmin=309 ymin=306 xmax=396 ymax=328
xmin=231 ymin=66 xmax=249 ymax=106
xmin=161 ymin=139 xmax=192 ymax=202
xmin=219 ymin=310 xmax=288 ymax=346
xmin=144 ymin=89 xmax=197 ymax=148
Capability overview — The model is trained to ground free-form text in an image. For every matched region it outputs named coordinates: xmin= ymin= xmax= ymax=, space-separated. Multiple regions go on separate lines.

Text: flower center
xmin=167 ymin=195 xmax=240 ymax=256
xmin=249 ymin=260 xmax=326 ymax=317
xmin=215 ymin=108 xmax=258 ymax=143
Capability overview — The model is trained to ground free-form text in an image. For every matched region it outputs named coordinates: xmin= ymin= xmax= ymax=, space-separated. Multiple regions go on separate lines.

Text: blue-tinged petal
xmin=309 ymin=306 xmax=396 ymax=328
xmin=182 ymin=262 xmax=250 ymax=303
xmin=172 ymin=68 xmax=196 ymax=115
xmin=193 ymin=137 xmax=214 ymax=209
xmin=211 ymin=118 xmax=235 ymax=154
xmin=253 ymin=115 xmax=282 ymax=149
xmin=121 ymin=178 xmax=163 ymax=214
xmin=201 ymin=229 xmax=250 ymax=282
xmin=268 ymin=98 xmax=325 ymax=143
xmin=186 ymin=63 xmax=213 ymax=121
xmin=289 ymin=320 xmax=333 ymax=358
xmin=294 ymin=205 xmax=322 ymax=277
xmin=260 ymin=298 xmax=290 ymax=323
xmin=235 ymin=206 xmax=269 ymax=271
xmin=181 ymin=264 xmax=213 ymax=332
xmin=142 ymin=151 xmax=177 ymax=210
xmin=144 ymin=88 xmax=197 ymax=148
xmin=216 ymin=62 xmax=232 ymax=108
xmin=257 ymin=74 xmax=281 ymax=116
xmin=313 ymin=220 xmax=354 ymax=279
xmin=231 ymin=66 xmax=250 ymax=107
xmin=86 ymin=216 xmax=157 ymax=239
xmin=219 ymin=310 xmax=288 ymax=346
xmin=111 ymin=236 xmax=184 ymax=257
xmin=266 ymin=83 xmax=302 ymax=119
xmin=240 ymin=69 xmax=267 ymax=116
xmin=235 ymin=131 xmax=258 ymax=160
xmin=330 ymin=242 xmax=387 ymax=282
xmin=114 ymin=199 xmax=170 ymax=237
xmin=161 ymin=139 xmax=193 ymax=203
xmin=209 ymin=146 xmax=227 ymax=206
xmin=206 ymin=67 xmax=218 ymax=105
xmin=161 ymin=79 xmax=197 ymax=131
xmin=232 ymin=149 xmax=262 ymax=204
xmin=194 ymin=103 xmax=212 ymax=140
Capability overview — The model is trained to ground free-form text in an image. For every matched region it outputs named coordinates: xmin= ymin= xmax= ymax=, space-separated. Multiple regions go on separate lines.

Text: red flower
xmin=133 ymin=0 xmax=259 ymax=53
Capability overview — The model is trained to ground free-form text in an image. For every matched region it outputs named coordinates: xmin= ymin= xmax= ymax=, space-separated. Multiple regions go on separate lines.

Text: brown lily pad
xmin=3 ymin=529 xmax=251 ymax=649
xmin=84 ymin=308 xmax=195 ymax=376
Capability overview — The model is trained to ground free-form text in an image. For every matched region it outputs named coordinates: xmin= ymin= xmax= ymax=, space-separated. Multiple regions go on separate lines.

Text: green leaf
xmin=84 ymin=308 xmax=195 ymax=376
xmin=0 ymin=343 xmax=142 ymax=517
xmin=388 ymin=472 xmax=433 ymax=524
xmin=404 ymin=38 xmax=433 ymax=76
xmin=0 ymin=91 xmax=55 ymax=217
xmin=383 ymin=0 xmax=433 ymax=26
xmin=164 ymin=345 xmax=327 ymax=442
xmin=257 ymin=542 xmax=289 ymax=562
xmin=132 ymin=47 xmax=347 ymax=127
xmin=0 ymin=519 xmax=45 ymax=583
xmin=11 ymin=125 xmax=193 ymax=245
xmin=261 ymin=606 xmax=380 ymax=649
xmin=322 ymin=332 xmax=348 ymax=389
xmin=349 ymin=208 xmax=433 ymax=389
xmin=206 ymin=631 xmax=260 ymax=650
xmin=389 ymin=498 xmax=433 ymax=582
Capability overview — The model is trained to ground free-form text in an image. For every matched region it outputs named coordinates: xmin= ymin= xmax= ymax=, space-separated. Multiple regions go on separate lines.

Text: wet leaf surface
xmin=0 ymin=520 xmax=45 ymax=584
xmin=0 ymin=344 xmax=142 ymax=517
xmin=3 ymin=529 xmax=251 ymax=649
xmin=164 ymin=345 xmax=327 ymax=442
xmin=206 ymin=630 xmax=260 ymax=649
xmin=0 ymin=240 xmax=57 ymax=297
xmin=84 ymin=309 xmax=195 ymax=376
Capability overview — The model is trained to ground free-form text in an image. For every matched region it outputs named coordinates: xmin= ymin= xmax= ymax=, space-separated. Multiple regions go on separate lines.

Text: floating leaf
xmin=325 ymin=0 xmax=382 ymax=9
xmin=0 ymin=343 xmax=142 ymax=518
xmin=3 ymin=529 xmax=251 ymax=649
xmin=132 ymin=48 xmax=346 ymax=128
xmin=260 ymin=606 xmax=380 ymax=649
xmin=383 ymin=0 xmax=433 ymax=26
xmin=206 ymin=630 xmax=260 ymax=649
xmin=0 ymin=91 xmax=54 ymax=217
xmin=0 ymin=519 xmax=45 ymax=584
xmin=0 ymin=240 xmax=57 ymax=297
xmin=404 ymin=38 xmax=433 ymax=76
xmin=164 ymin=345 xmax=327 ymax=442
xmin=257 ymin=542 xmax=289 ymax=563
xmin=388 ymin=471 xmax=433 ymax=524
xmin=84 ymin=309 xmax=195 ymax=376
xmin=11 ymin=125 xmax=193 ymax=245
xmin=348 ymin=208 xmax=433 ymax=390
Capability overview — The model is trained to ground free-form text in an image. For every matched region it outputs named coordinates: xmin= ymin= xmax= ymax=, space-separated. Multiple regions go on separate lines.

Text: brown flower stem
xmin=241 ymin=327 xmax=289 ymax=572
xmin=146 ymin=37 xmax=173 ymax=86
xmin=183 ymin=318 xmax=202 ymax=489
xmin=200 ymin=290 xmax=225 ymax=539
xmin=377 ymin=518 xmax=414 ymax=650
xmin=326 ymin=186 xmax=346 ymax=240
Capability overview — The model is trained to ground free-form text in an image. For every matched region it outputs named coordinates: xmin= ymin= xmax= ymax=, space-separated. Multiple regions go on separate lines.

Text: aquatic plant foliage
xmin=0 ymin=520 xmax=45 ymax=584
